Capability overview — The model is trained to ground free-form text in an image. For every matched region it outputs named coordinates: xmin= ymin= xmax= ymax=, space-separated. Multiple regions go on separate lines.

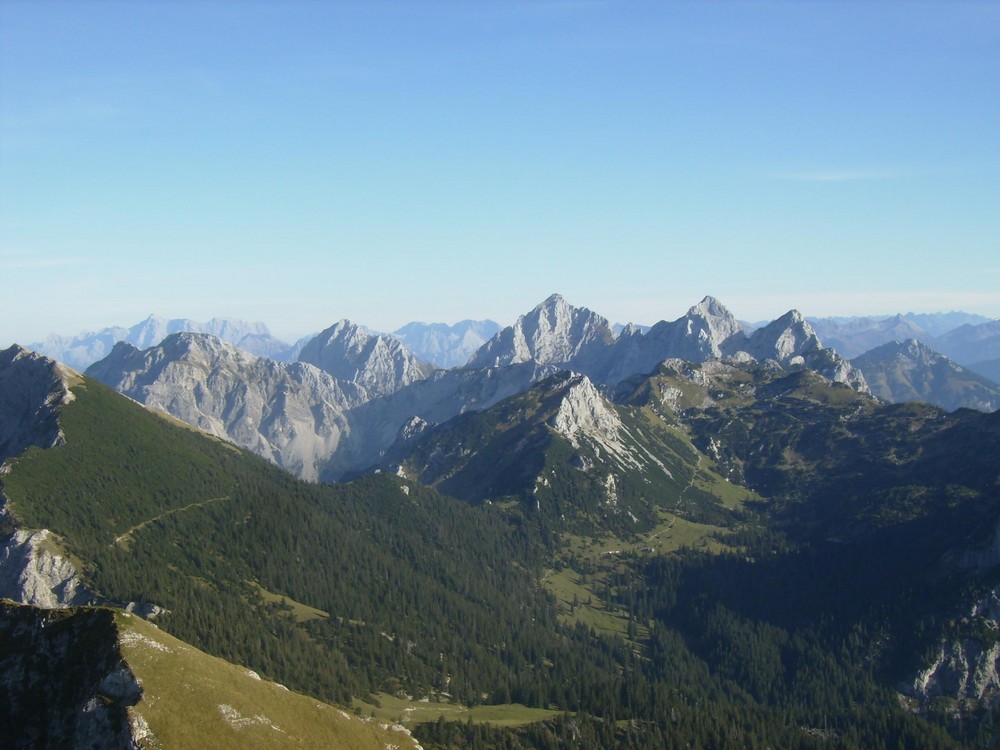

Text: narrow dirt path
xmin=113 ymin=495 xmax=230 ymax=548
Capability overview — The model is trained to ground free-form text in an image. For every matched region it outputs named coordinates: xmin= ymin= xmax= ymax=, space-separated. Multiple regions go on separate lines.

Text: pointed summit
xmin=299 ymin=320 xmax=435 ymax=399
xmin=744 ymin=310 xmax=819 ymax=363
xmin=682 ymin=296 xmax=745 ymax=356
xmin=689 ymin=295 xmax=732 ymax=320
xmin=1 ymin=345 xmax=76 ymax=463
xmin=466 ymin=295 xmax=614 ymax=369
xmin=603 ymin=296 xmax=746 ymax=380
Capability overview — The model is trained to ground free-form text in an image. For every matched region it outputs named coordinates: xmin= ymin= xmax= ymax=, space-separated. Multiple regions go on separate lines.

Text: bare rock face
xmin=741 ymin=311 xmax=869 ymax=393
xmin=547 ymin=374 xmax=672 ymax=478
xmin=0 ymin=345 xmax=77 ymax=463
xmin=87 ymin=334 xmax=364 ymax=482
xmin=467 ymin=294 xmax=615 ymax=370
xmin=744 ymin=310 xmax=820 ymax=363
xmin=600 ymin=296 xmax=746 ymax=383
xmin=0 ymin=529 xmax=90 ymax=609
xmin=299 ymin=320 xmax=435 ymax=399
xmin=903 ymin=585 xmax=1000 ymax=710
xmin=0 ymin=601 xmax=143 ymax=749
xmin=0 ymin=346 xmax=94 ymax=610
xmin=85 ymin=332 xmax=557 ymax=482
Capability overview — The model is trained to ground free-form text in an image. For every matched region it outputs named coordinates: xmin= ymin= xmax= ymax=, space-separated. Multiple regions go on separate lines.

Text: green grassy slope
xmin=117 ymin=609 xmax=421 ymax=750
xmin=0 ymin=376 xmax=625 ymax=711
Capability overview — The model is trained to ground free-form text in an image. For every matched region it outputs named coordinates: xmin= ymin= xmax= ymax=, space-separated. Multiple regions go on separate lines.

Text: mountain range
xmin=3 ymin=293 xmax=1000 ymax=748
xmin=71 ymin=295 xmax=996 ymax=486
xmin=29 ymin=315 xmax=502 ymax=372
xmin=29 ymin=296 xmax=1000 ymax=407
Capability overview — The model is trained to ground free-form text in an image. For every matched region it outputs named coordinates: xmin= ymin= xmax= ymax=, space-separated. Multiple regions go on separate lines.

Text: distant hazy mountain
xmin=298 ymin=320 xmax=436 ymax=399
xmin=808 ymin=314 xmax=928 ymax=359
xmin=903 ymin=311 xmax=991 ymax=337
xmin=969 ymin=358 xmax=1000 ymax=385
xmin=933 ymin=319 xmax=1000 ymax=365
xmin=612 ymin=322 xmax=652 ymax=336
xmin=391 ymin=319 xmax=500 ymax=368
xmin=852 ymin=339 xmax=1000 ymax=412
xmin=806 ymin=312 xmax=996 ymax=363
xmin=29 ymin=315 xmax=296 ymax=370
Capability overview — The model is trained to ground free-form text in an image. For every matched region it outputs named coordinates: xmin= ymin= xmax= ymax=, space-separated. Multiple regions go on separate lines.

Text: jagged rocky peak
xmin=0 ymin=345 xmax=79 ymax=464
xmin=0 ymin=529 xmax=90 ymax=609
xmin=468 ymin=293 xmax=614 ymax=368
xmin=545 ymin=373 xmax=669 ymax=476
xmin=299 ymin=319 xmax=435 ymax=398
xmin=548 ymin=374 xmax=624 ymax=448
xmin=87 ymin=332 xmax=261 ymax=394
xmin=744 ymin=309 xmax=821 ymax=363
xmin=0 ymin=602 xmax=144 ymax=749
xmin=86 ymin=333 xmax=363 ymax=482
xmin=683 ymin=296 xmax=745 ymax=356
xmin=616 ymin=322 xmax=644 ymax=339
xmin=158 ymin=330 xmax=254 ymax=364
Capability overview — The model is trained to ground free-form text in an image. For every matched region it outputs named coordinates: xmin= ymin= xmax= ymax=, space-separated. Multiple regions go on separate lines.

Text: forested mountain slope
xmin=3 ymin=346 xmax=1000 ymax=747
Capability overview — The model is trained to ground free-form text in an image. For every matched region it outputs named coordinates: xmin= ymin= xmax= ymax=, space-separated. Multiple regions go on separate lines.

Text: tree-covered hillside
xmin=3 ymin=367 xmax=1000 ymax=748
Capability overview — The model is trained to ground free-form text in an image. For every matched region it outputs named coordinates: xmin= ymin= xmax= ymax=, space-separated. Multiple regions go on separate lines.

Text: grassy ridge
xmin=117 ymin=610 xmax=420 ymax=749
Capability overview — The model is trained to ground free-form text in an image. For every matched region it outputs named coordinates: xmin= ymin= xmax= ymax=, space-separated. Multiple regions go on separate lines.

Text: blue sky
xmin=2 ymin=1 xmax=998 ymax=346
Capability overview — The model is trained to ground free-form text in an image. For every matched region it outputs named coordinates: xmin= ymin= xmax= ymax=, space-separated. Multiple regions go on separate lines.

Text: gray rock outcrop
xmin=87 ymin=333 xmax=364 ymax=482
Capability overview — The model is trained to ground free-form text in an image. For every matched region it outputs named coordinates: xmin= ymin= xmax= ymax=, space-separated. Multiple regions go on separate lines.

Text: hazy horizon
xmin=3 ymin=1 xmax=998 ymax=346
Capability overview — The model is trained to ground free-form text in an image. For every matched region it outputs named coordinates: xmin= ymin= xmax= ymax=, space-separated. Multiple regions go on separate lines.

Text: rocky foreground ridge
xmin=0 ymin=600 xmax=424 ymax=750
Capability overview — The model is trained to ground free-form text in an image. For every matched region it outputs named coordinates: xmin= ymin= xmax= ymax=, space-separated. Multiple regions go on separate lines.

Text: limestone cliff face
xmin=86 ymin=334 xmax=363 ymax=482
xmin=469 ymin=296 xmax=867 ymax=394
xmin=0 ymin=345 xmax=77 ymax=463
xmin=902 ymin=584 xmax=1000 ymax=710
xmin=0 ymin=601 xmax=144 ymax=750
xmin=467 ymin=294 xmax=615 ymax=370
xmin=299 ymin=320 xmax=435 ymax=399
xmin=0 ymin=346 xmax=91 ymax=610
xmin=0 ymin=529 xmax=90 ymax=609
